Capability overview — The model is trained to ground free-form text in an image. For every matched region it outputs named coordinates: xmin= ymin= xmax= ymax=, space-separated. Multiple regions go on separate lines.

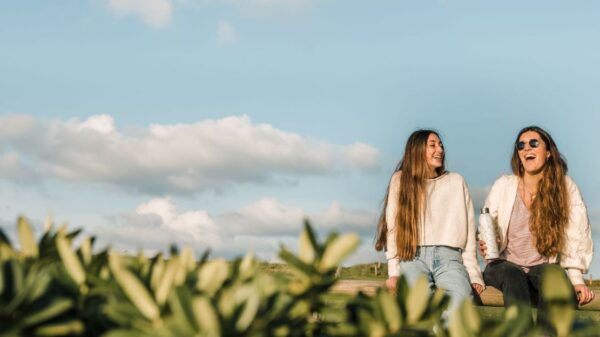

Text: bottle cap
xmin=480 ymin=207 xmax=490 ymax=214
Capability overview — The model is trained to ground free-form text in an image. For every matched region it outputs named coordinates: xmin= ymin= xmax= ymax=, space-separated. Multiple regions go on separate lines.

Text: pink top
xmin=500 ymin=192 xmax=548 ymax=271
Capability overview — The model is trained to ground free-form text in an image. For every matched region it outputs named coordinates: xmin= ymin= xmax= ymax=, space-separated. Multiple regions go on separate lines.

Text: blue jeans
xmin=399 ymin=246 xmax=472 ymax=314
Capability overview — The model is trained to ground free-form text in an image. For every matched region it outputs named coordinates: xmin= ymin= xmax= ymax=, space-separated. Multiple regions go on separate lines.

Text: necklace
xmin=519 ymin=179 xmax=537 ymax=202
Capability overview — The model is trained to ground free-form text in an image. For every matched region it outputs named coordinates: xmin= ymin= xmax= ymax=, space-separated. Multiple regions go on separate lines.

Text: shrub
xmin=0 ymin=217 xmax=597 ymax=337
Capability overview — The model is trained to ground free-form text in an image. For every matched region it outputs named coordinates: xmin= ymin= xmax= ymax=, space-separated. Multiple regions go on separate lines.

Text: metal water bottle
xmin=479 ymin=208 xmax=499 ymax=259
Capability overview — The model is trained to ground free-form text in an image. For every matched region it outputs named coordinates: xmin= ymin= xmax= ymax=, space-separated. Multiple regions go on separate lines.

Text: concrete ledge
xmin=330 ymin=280 xmax=600 ymax=311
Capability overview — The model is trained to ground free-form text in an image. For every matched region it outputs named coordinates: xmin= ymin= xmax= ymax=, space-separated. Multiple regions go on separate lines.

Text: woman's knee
xmin=484 ymin=260 xmax=527 ymax=285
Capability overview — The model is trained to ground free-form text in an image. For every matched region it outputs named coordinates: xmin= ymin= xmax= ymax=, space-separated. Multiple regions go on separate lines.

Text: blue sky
xmin=1 ymin=0 xmax=600 ymax=277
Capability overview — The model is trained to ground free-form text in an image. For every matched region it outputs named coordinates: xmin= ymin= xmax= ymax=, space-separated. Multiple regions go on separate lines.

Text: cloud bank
xmin=107 ymin=0 xmax=173 ymax=29
xmin=0 ymin=114 xmax=379 ymax=194
xmin=106 ymin=0 xmax=317 ymax=28
xmin=95 ymin=197 xmax=379 ymax=263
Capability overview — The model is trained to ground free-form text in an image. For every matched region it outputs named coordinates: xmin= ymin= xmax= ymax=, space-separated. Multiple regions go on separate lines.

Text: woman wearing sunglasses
xmin=480 ymin=126 xmax=594 ymax=307
xmin=375 ymin=129 xmax=484 ymax=314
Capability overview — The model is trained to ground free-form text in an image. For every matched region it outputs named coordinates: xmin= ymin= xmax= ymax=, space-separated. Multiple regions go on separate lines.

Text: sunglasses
xmin=516 ymin=139 xmax=540 ymax=151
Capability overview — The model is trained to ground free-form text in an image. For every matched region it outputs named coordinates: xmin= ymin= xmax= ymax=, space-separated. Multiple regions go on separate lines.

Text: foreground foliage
xmin=0 ymin=217 xmax=598 ymax=337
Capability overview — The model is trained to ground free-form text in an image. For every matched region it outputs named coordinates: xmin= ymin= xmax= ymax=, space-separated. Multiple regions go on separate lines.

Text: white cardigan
xmin=386 ymin=171 xmax=484 ymax=286
xmin=484 ymin=174 xmax=593 ymax=285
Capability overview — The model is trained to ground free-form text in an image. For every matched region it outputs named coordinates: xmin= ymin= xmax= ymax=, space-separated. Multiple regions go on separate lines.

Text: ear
xmin=546 ymin=151 xmax=551 ymax=159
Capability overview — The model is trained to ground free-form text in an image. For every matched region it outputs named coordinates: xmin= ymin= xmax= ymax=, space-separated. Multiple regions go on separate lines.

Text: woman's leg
xmin=398 ymin=247 xmax=435 ymax=291
xmin=483 ymin=259 xmax=532 ymax=307
xmin=526 ymin=263 xmax=576 ymax=308
xmin=432 ymin=246 xmax=472 ymax=314
xmin=527 ymin=263 xmax=576 ymax=333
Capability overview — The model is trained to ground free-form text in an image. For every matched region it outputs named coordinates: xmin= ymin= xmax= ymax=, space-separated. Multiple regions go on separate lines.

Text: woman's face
xmin=517 ymin=131 xmax=550 ymax=175
xmin=425 ymin=133 xmax=444 ymax=174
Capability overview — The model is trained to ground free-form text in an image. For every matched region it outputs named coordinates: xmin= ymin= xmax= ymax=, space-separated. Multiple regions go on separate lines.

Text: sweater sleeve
xmin=560 ymin=177 xmax=593 ymax=285
xmin=461 ymin=178 xmax=485 ymax=286
xmin=484 ymin=176 xmax=508 ymax=251
xmin=385 ymin=172 xmax=401 ymax=277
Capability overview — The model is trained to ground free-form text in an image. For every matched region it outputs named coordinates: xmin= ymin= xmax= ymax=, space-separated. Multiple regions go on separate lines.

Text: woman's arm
xmin=560 ymin=177 xmax=593 ymax=287
xmin=461 ymin=178 xmax=485 ymax=289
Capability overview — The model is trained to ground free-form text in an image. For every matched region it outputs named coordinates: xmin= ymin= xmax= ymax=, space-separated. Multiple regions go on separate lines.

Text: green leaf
xmin=0 ymin=243 xmax=13 ymax=262
xmin=449 ymin=300 xmax=480 ymax=337
xmin=236 ymin=291 xmax=260 ymax=331
xmin=35 ymin=320 xmax=84 ymax=336
xmin=56 ymin=232 xmax=86 ymax=287
xmin=17 ymin=216 xmax=38 ymax=258
xmin=542 ymin=265 xmax=572 ymax=301
xmin=102 ymin=330 xmax=146 ymax=337
xmin=109 ymin=252 xmax=160 ymax=321
xmin=319 ymin=233 xmax=360 ymax=271
xmin=406 ymin=275 xmax=429 ymax=323
xmin=24 ymin=269 xmax=51 ymax=304
xmin=169 ymin=287 xmax=198 ymax=331
xmin=547 ymin=305 xmax=574 ymax=337
xmin=197 ymin=259 xmax=229 ymax=295
xmin=378 ymin=290 xmax=402 ymax=333
xmin=217 ymin=288 xmax=236 ymax=318
xmin=155 ymin=256 xmax=179 ymax=306
xmin=22 ymin=298 xmax=74 ymax=326
xmin=79 ymin=237 xmax=93 ymax=267
xmin=192 ymin=296 xmax=221 ymax=336
xmin=299 ymin=221 xmax=318 ymax=264
xmin=278 ymin=247 xmax=313 ymax=276
xmin=541 ymin=265 xmax=574 ymax=337
xmin=43 ymin=214 xmax=53 ymax=233
xmin=180 ymin=247 xmax=195 ymax=272
xmin=238 ymin=252 xmax=256 ymax=280
xmin=149 ymin=253 xmax=165 ymax=290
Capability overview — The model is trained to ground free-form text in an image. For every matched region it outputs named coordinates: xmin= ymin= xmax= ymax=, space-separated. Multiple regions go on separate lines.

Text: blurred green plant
xmin=0 ymin=217 xmax=598 ymax=337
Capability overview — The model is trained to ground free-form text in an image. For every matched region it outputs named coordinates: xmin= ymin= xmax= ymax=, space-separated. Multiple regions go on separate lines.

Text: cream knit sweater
xmin=385 ymin=171 xmax=484 ymax=286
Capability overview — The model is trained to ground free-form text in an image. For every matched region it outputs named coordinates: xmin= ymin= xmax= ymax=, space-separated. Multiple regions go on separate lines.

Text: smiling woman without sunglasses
xmin=480 ymin=126 xmax=594 ymax=310
xmin=375 ymin=129 xmax=484 ymax=316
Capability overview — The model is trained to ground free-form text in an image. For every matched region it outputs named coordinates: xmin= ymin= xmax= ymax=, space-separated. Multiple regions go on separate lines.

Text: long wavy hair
xmin=511 ymin=126 xmax=569 ymax=257
xmin=374 ymin=130 xmax=445 ymax=260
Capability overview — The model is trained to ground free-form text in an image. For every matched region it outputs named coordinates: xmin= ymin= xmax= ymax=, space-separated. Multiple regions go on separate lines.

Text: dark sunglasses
xmin=516 ymin=139 xmax=540 ymax=151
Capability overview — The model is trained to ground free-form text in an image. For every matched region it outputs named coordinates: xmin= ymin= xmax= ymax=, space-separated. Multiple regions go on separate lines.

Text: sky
xmin=1 ymin=0 xmax=600 ymax=277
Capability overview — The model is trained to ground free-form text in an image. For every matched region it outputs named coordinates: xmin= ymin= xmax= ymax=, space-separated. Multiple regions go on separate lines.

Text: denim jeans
xmin=399 ymin=246 xmax=472 ymax=314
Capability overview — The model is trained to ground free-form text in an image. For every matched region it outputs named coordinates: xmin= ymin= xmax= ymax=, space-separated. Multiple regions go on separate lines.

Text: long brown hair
xmin=374 ymin=130 xmax=445 ymax=260
xmin=511 ymin=126 xmax=569 ymax=257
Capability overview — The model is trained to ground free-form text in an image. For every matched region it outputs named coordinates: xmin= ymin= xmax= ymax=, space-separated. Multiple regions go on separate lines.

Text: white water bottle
xmin=479 ymin=208 xmax=499 ymax=259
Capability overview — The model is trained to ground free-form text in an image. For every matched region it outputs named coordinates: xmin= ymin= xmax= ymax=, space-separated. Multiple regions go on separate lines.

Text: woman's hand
xmin=386 ymin=276 xmax=399 ymax=292
xmin=472 ymin=283 xmax=484 ymax=295
xmin=478 ymin=240 xmax=487 ymax=258
xmin=574 ymin=284 xmax=595 ymax=305
xmin=478 ymin=235 xmax=501 ymax=261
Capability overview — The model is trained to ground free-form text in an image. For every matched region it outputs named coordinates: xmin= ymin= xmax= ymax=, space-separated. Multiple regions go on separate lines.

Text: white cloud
xmin=181 ymin=0 xmax=314 ymax=17
xmin=93 ymin=197 xmax=378 ymax=262
xmin=107 ymin=0 xmax=173 ymax=29
xmin=217 ymin=20 xmax=238 ymax=46
xmin=343 ymin=142 xmax=381 ymax=171
xmin=0 ymin=114 xmax=380 ymax=194
xmin=0 ymin=114 xmax=35 ymax=140
xmin=135 ymin=197 xmax=221 ymax=244
xmin=232 ymin=0 xmax=312 ymax=17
